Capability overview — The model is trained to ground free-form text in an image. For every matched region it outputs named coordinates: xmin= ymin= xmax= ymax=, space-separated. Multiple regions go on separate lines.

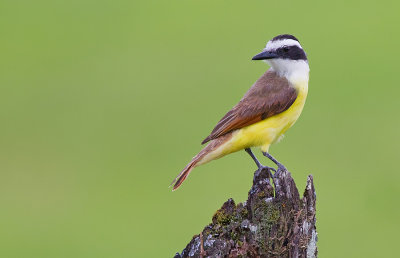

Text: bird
xmin=171 ymin=34 xmax=310 ymax=191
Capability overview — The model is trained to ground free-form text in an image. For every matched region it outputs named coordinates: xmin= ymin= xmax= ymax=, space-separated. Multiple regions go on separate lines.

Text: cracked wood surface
xmin=174 ymin=167 xmax=317 ymax=258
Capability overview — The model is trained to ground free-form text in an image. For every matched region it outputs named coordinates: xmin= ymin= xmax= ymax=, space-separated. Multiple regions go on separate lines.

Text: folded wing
xmin=202 ymin=70 xmax=298 ymax=144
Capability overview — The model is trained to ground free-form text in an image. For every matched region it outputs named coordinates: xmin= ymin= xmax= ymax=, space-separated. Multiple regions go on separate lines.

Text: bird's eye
xmin=283 ymin=46 xmax=289 ymax=52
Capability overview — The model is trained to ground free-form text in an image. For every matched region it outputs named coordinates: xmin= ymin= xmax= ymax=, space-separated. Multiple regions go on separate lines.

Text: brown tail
xmin=170 ymin=146 xmax=210 ymax=190
xmin=171 ymin=133 xmax=232 ymax=190
xmin=170 ymin=160 xmax=198 ymax=191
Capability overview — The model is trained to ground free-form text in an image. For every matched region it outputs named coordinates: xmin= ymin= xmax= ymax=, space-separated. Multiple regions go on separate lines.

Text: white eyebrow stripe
xmin=265 ymin=39 xmax=302 ymax=51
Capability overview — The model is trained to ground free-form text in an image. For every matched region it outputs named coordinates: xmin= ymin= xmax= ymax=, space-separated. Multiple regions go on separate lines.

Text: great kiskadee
xmin=171 ymin=34 xmax=309 ymax=190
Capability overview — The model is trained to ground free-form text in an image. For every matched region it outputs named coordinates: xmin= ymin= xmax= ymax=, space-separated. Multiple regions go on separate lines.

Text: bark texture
xmin=174 ymin=167 xmax=317 ymax=258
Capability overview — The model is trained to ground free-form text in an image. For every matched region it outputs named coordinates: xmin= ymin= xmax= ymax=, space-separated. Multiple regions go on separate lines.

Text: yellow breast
xmin=199 ymin=80 xmax=308 ymax=165
xmin=226 ymin=80 xmax=308 ymax=153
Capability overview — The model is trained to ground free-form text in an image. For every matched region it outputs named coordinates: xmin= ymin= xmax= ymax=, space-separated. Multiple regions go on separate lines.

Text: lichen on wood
xmin=174 ymin=167 xmax=317 ymax=258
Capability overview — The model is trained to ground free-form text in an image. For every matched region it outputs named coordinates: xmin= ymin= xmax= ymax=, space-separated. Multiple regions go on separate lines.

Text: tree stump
xmin=174 ymin=167 xmax=317 ymax=258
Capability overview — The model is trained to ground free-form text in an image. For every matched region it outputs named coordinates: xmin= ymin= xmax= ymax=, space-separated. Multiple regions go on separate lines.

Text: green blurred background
xmin=0 ymin=0 xmax=399 ymax=257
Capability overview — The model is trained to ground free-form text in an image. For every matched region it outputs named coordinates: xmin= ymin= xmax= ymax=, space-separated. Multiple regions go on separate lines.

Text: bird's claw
xmin=277 ymin=164 xmax=287 ymax=172
xmin=258 ymin=165 xmax=276 ymax=178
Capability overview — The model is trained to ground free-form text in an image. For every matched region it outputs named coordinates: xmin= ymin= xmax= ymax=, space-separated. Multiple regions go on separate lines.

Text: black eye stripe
xmin=276 ymin=45 xmax=293 ymax=52
xmin=275 ymin=46 xmax=307 ymax=60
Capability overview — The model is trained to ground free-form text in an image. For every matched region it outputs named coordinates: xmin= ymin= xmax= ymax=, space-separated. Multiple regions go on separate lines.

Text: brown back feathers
xmin=202 ymin=70 xmax=297 ymax=144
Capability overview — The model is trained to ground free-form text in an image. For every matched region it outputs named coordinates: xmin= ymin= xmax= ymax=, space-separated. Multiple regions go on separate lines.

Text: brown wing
xmin=201 ymin=70 xmax=298 ymax=144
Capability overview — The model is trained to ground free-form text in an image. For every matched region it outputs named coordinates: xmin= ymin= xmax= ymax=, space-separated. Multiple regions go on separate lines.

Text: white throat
xmin=266 ymin=59 xmax=309 ymax=83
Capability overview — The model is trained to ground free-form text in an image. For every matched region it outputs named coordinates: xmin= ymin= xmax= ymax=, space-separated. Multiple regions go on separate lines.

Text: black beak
xmin=252 ymin=51 xmax=278 ymax=60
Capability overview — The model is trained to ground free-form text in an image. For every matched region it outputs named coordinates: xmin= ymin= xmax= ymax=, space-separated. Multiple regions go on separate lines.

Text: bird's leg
xmin=262 ymin=152 xmax=287 ymax=171
xmin=245 ymin=148 xmax=276 ymax=174
xmin=245 ymin=148 xmax=262 ymax=168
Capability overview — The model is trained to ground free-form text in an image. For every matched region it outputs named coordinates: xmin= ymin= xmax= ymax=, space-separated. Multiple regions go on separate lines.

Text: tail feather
xmin=170 ymin=161 xmax=196 ymax=191
xmin=171 ymin=148 xmax=208 ymax=191
xmin=171 ymin=133 xmax=233 ymax=191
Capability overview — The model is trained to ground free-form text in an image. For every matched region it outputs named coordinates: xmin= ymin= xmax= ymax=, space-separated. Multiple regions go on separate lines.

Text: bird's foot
xmin=257 ymin=165 xmax=276 ymax=179
xmin=262 ymin=152 xmax=288 ymax=172
xmin=276 ymin=164 xmax=287 ymax=172
xmin=258 ymin=165 xmax=276 ymax=173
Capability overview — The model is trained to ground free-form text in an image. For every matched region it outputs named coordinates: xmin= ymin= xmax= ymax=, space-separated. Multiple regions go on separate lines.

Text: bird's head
xmin=252 ymin=34 xmax=309 ymax=82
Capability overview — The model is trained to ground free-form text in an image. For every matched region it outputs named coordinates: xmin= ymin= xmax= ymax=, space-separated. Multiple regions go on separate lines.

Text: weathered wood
xmin=174 ymin=167 xmax=317 ymax=258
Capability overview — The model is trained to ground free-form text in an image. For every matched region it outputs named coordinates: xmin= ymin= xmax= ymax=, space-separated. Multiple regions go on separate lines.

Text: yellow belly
xmin=199 ymin=81 xmax=308 ymax=165
xmin=233 ymin=81 xmax=308 ymax=152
